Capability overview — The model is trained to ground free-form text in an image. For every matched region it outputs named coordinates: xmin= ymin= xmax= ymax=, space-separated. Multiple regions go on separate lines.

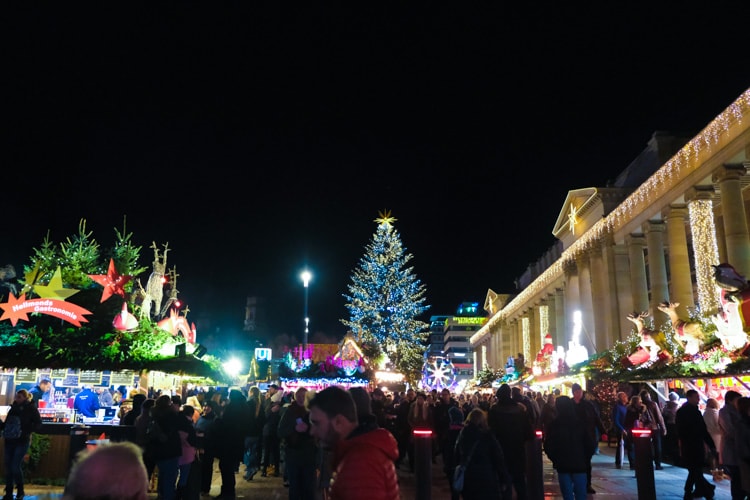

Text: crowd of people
xmin=11 ymin=380 xmax=750 ymax=500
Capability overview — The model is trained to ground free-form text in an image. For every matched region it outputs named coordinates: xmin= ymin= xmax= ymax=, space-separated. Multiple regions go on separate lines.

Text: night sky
xmin=4 ymin=4 xmax=749 ymax=344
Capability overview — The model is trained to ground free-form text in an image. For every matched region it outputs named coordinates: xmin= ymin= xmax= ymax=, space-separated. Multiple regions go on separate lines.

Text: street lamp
xmin=301 ymin=270 xmax=312 ymax=349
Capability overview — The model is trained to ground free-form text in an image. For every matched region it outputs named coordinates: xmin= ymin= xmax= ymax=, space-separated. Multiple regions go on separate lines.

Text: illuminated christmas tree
xmin=341 ymin=211 xmax=430 ymax=382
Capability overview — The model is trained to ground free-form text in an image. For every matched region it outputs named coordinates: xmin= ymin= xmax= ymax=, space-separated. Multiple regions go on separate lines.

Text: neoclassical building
xmin=471 ymin=88 xmax=750 ymax=373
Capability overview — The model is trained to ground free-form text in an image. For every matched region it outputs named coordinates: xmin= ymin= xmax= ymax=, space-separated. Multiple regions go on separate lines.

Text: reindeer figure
xmin=159 ymin=266 xmax=180 ymax=318
xmin=711 ymin=289 xmax=750 ymax=351
xmin=657 ymin=301 xmax=706 ymax=355
xmin=140 ymin=242 xmax=169 ymax=320
xmin=626 ymin=311 xmax=670 ymax=361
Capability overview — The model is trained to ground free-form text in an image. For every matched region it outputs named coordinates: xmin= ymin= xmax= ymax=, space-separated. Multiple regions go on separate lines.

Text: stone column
xmin=547 ymin=293 xmax=557 ymax=346
xmin=626 ymin=234 xmax=650 ymax=314
xmin=526 ymin=307 xmax=537 ymax=359
xmin=564 ymin=259 xmax=581 ymax=349
xmin=664 ymin=204 xmax=695 ymax=313
xmin=713 ymin=164 xmax=750 ymax=277
xmin=555 ymin=288 xmax=566 ymax=347
xmin=576 ymin=253 xmax=596 ymax=352
xmin=612 ymin=243 xmax=634 ymax=341
xmin=509 ymin=318 xmax=518 ymax=361
xmin=601 ymin=234 xmax=624 ymax=343
xmin=645 ymin=220 xmax=670 ymax=317
xmin=589 ymin=243 xmax=610 ymax=348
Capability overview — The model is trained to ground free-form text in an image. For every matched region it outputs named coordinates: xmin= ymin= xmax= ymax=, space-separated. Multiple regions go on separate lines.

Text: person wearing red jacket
xmin=308 ymin=386 xmax=399 ymax=500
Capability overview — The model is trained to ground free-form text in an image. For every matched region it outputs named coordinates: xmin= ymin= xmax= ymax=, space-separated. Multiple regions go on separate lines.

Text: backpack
xmin=147 ymin=418 xmax=168 ymax=444
xmin=2 ymin=415 xmax=22 ymax=439
xmin=639 ymin=408 xmax=654 ymax=428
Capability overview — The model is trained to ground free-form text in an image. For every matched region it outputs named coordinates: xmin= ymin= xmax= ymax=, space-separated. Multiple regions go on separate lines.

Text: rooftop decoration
xmin=279 ymin=335 xmax=373 ymax=383
xmin=0 ymin=219 xmax=229 ymax=382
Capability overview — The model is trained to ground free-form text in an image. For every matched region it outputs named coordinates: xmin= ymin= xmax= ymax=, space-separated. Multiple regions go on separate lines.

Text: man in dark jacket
xmin=544 ymin=396 xmax=596 ymax=499
xmin=433 ymin=389 xmax=459 ymax=463
xmin=28 ymin=379 xmax=52 ymax=408
xmin=488 ymin=384 xmax=532 ymax=500
xmin=393 ymin=388 xmax=415 ymax=469
xmin=677 ymin=389 xmax=717 ymax=499
xmin=571 ymin=383 xmax=604 ymax=494
xmin=278 ymin=387 xmax=317 ymax=499
xmin=213 ymin=389 xmax=251 ymax=500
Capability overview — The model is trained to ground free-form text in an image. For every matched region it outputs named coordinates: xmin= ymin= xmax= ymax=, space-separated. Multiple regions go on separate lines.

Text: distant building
xmin=426 ymin=315 xmax=450 ymax=358
xmin=427 ymin=302 xmax=487 ymax=384
xmin=243 ymin=296 xmax=268 ymax=338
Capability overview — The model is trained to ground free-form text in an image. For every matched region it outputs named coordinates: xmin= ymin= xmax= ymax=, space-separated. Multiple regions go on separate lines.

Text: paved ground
xmin=20 ymin=441 xmax=734 ymax=499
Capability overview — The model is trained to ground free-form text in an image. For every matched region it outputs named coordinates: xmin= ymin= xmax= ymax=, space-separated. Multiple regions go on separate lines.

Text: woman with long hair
xmin=146 ymin=394 xmax=183 ymax=500
xmin=454 ymin=408 xmax=510 ymax=500
xmin=243 ymin=386 xmax=265 ymax=481
xmin=1 ymin=389 xmax=41 ymax=500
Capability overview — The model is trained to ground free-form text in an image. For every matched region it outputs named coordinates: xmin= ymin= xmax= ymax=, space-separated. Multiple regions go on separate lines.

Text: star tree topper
xmin=374 ymin=209 xmax=397 ymax=227
xmin=88 ymin=258 xmax=132 ymax=303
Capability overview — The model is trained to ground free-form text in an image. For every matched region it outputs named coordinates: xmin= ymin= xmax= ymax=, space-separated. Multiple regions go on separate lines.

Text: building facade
xmin=471 ymin=88 xmax=750 ymax=372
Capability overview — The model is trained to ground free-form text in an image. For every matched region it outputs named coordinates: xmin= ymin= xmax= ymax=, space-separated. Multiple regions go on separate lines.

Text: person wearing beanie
xmin=488 ymin=384 xmax=532 ymax=500
xmin=442 ymin=405 xmax=465 ymax=494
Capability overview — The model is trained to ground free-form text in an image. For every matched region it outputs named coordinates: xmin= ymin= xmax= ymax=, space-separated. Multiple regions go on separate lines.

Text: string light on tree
xmin=342 ymin=210 xmax=430 ymax=383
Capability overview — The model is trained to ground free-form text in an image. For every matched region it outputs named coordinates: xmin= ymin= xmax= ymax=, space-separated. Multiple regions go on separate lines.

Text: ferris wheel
xmin=421 ymin=356 xmax=458 ymax=391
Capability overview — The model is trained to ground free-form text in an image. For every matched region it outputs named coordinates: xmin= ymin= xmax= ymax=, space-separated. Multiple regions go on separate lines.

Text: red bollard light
xmin=632 ymin=428 xmax=656 ymax=500
xmin=413 ymin=429 xmax=433 ymax=500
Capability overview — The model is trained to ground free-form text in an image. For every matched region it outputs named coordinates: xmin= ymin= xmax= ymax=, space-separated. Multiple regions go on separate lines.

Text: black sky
xmin=3 ymin=4 xmax=749 ymax=343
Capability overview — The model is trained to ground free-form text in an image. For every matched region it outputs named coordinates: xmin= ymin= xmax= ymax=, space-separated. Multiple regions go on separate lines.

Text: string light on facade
xmin=471 ymin=88 xmax=750 ymax=346
xmin=522 ymin=316 xmax=530 ymax=364
xmin=539 ymin=304 xmax=549 ymax=347
xmin=688 ymin=198 xmax=721 ymax=314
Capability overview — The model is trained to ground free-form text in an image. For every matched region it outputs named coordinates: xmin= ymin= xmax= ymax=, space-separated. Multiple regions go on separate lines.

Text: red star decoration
xmin=88 ymin=259 xmax=132 ymax=303
xmin=0 ymin=293 xmax=31 ymax=326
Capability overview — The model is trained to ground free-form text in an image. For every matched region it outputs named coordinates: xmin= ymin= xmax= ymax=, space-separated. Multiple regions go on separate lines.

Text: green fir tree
xmin=341 ymin=211 xmax=430 ymax=383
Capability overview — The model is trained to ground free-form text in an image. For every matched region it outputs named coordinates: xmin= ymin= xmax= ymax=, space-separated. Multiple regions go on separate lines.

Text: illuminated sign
xmin=448 ymin=317 xmax=487 ymax=325
xmin=255 ymin=348 xmax=272 ymax=361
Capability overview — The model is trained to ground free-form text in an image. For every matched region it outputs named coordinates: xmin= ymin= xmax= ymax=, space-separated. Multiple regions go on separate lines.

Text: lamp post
xmin=301 ymin=270 xmax=312 ymax=349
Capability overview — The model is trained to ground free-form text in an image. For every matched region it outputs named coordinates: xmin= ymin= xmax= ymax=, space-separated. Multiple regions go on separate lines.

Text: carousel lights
xmin=472 ymin=88 xmax=750 ymax=346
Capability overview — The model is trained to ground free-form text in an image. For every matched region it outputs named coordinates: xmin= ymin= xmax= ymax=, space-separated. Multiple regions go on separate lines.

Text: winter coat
xmin=736 ymin=415 xmax=750 ymax=493
xmin=212 ymin=400 xmax=251 ymax=461
xmin=662 ymin=401 xmax=678 ymax=425
xmin=329 ymin=427 xmax=399 ymax=500
xmin=1 ymin=399 xmax=41 ymax=444
xmin=454 ymin=425 xmax=510 ymax=500
xmin=544 ymin=412 xmax=596 ymax=473
xmin=147 ymin=408 xmax=183 ymax=461
xmin=612 ymin=401 xmax=628 ymax=433
xmin=277 ymin=401 xmax=316 ymax=465
xmin=703 ymin=408 xmax=722 ymax=459
xmin=178 ymin=414 xmax=198 ymax=465
xmin=676 ymin=402 xmax=715 ymax=467
xmin=719 ymin=403 xmax=742 ymax=466
xmin=488 ymin=398 xmax=533 ymax=459
xmin=246 ymin=396 xmax=265 ymax=438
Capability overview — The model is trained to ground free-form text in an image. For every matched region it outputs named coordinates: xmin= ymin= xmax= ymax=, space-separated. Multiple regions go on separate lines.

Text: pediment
xmin=552 ymin=188 xmax=600 ymax=239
